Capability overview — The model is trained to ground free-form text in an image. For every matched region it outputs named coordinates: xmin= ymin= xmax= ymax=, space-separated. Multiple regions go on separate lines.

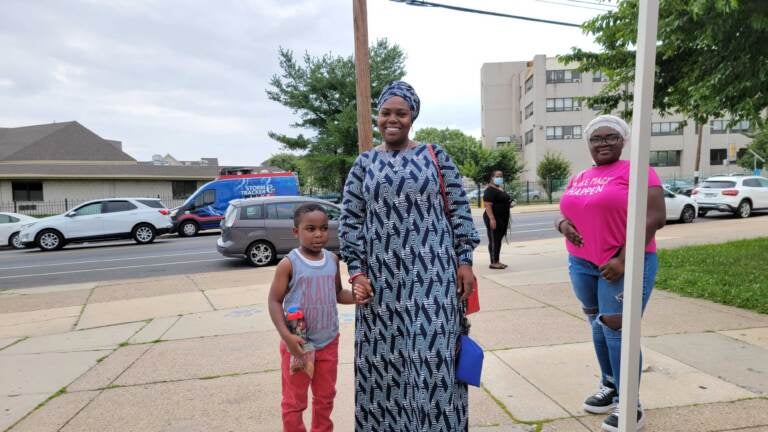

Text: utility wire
xmin=564 ymin=0 xmax=617 ymax=8
xmin=389 ymin=0 xmax=583 ymax=28
xmin=535 ymin=0 xmax=614 ymax=12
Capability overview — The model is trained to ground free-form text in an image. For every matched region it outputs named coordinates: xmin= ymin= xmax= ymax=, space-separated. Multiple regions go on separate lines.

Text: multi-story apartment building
xmin=481 ymin=54 xmax=753 ymax=182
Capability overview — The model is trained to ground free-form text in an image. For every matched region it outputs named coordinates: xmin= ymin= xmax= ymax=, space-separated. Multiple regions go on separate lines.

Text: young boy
xmin=268 ymin=202 xmax=371 ymax=432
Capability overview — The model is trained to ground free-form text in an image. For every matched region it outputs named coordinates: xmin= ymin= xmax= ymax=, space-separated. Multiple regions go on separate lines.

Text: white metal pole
xmin=619 ymin=1 xmax=659 ymax=431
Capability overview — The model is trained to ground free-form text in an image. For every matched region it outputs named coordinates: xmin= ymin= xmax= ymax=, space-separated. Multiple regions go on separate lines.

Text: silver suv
xmin=216 ymin=196 xmax=341 ymax=266
xmin=692 ymin=175 xmax=768 ymax=218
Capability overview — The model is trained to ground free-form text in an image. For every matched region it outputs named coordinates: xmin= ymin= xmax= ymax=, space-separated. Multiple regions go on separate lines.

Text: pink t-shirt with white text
xmin=559 ymin=160 xmax=661 ymax=266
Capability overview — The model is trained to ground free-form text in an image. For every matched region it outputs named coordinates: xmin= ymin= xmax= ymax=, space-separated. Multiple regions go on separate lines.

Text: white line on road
xmin=0 ymin=258 xmax=233 ymax=279
xmin=0 ymin=250 xmax=218 ymax=270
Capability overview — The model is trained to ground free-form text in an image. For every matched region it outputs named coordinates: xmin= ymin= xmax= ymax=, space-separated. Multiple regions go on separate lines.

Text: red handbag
xmin=427 ymin=144 xmax=480 ymax=315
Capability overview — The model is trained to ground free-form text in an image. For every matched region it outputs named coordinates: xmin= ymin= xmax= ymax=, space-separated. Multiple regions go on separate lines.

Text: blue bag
xmin=456 ymin=334 xmax=484 ymax=387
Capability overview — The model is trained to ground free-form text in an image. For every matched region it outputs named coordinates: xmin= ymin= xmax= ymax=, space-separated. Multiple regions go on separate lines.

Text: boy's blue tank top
xmin=283 ymin=249 xmax=339 ymax=350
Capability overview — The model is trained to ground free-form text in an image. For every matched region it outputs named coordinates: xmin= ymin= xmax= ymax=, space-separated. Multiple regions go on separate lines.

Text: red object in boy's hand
xmin=466 ymin=279 xmax=480 ymax=315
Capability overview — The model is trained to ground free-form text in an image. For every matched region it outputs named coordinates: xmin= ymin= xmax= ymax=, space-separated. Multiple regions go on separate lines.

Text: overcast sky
xmin=0 ymin=0 xmax=607 ymax=166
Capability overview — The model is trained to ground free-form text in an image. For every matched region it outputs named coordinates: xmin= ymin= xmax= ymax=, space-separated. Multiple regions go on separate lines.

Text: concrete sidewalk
xmin=1 ymin=218 xmax=768 ymax=431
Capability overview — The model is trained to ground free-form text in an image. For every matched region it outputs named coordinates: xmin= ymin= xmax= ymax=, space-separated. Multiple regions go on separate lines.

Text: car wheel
xmin=133 ymin=223 xmax=156 ymax=244
xmin=679 ymin=205 xmax=696 ymax=223
xmin=179 ymin=220 xmax=199 ymax=237
xmin=698 ymin=209 xmax=708 ymax=217
xmin=37 ymin=229 xmax=64 ymax=251
xmin=9 ymin=232 xmax=25 ymax=249
xmin=246 ymin=241 xmax=275 ymax=267
xmin=736 ymin=200 xmax=752 ymax=218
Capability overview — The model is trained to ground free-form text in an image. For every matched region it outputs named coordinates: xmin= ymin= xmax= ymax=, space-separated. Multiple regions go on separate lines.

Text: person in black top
xmin=483 ymin=170 xmax=514 ymax=269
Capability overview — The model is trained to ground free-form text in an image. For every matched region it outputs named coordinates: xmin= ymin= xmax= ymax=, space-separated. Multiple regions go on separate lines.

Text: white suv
xmin=692 ymin=175 xmax=768 ymax=218
xmin=20 ymin=198 xmax=173 ymax=251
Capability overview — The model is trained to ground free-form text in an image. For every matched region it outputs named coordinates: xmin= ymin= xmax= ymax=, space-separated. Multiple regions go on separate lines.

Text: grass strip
xmin=656 ymin=237 xmax=768 ymax=314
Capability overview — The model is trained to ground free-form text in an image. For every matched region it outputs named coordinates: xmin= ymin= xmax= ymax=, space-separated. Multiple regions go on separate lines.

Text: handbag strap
xmin=426 ymin=144 xmax=450 ymax=219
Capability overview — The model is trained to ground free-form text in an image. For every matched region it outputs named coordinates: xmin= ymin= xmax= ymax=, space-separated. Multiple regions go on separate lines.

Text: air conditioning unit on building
xmin=564 ymin=134 xmax=573 ymax=139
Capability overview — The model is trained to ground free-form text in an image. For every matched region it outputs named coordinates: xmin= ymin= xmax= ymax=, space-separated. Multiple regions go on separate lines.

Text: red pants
xmin=280 ymin=335 xmax=339 ymax=432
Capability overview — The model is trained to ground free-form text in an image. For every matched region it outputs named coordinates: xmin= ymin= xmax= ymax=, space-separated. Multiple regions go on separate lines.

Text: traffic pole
xmin=619 ymin=1 xmax=659 ymax=431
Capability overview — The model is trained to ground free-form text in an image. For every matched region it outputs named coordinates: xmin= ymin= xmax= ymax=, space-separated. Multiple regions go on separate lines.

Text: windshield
xmin=223 ymin=205 xmax=238 ymax=227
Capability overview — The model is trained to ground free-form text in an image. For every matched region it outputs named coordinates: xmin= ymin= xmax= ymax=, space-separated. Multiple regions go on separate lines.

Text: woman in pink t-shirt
xmin=555 ymin=115 xmax=666 ymax=432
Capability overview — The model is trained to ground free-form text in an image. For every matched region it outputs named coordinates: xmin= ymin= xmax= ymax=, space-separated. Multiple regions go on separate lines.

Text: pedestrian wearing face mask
xmin=483 ymin=170 xmax=514 ymax=269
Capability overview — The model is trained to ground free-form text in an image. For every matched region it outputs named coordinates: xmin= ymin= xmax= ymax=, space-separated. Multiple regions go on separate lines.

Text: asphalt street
xmin=0 ymin=209 xmax=744 ymax=290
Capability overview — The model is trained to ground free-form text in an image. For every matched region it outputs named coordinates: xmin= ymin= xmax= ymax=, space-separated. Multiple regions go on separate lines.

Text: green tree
xmin=414 ymin=127 xmax=524 ymax=191
xmin=266 ymin=39 xmax=406 ymax=193
xmin=415 ymin=127 xmax=481 ymax=168
xmin=537 ymin=151 xmax=572 ymax=201
xmin=561 ymin=0 xmax=768 ymax=182
xmin=738 ymin=127 xmax=768 ymax=172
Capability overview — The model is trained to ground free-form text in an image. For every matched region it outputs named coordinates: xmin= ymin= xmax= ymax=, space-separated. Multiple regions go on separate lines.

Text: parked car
xmin=663 ymin=187 xmax=697 ymax=223
xmin=216 ymin=196 xmax=340 ymax=267
xmin=692 ymin=175 xmax=768 ymax=218
xmin=0 ymin=212 xmax=38 ymax=249
xmin=663 ymin=179 xmax=695 ymax=196
xmin=19 ymin=198 xmax=173 ymax=251
xmin=171 ymin=172 xmax=300 ymax=237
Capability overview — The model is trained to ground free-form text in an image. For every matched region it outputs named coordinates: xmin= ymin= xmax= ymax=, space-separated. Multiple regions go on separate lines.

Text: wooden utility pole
xmin=353 ymin=0 xmax=373 ymax=153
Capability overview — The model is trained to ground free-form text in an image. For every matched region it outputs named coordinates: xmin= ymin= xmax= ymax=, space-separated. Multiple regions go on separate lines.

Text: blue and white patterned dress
xmin=340 ymin=143 xmax=480 ymax=432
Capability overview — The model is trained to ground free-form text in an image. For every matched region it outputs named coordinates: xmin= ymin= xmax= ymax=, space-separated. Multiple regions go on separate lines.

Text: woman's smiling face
xmin=588 ymin=126 xmax=624 ymax=165
xmin=377 ymin=96 xmax=412 ymax=145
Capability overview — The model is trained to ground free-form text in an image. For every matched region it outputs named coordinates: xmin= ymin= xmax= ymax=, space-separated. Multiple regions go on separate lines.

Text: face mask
xmin=493 ymin=177 xmax=504 ymax=186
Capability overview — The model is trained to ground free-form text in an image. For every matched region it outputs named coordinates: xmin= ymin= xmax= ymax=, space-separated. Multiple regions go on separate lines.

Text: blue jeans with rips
xmin=568 ymin=253 xmax=658 ymax=401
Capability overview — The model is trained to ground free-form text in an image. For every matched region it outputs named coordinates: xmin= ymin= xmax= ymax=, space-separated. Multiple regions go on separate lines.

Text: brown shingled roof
xmin=0 ymin=121 xmax=135 ymax=162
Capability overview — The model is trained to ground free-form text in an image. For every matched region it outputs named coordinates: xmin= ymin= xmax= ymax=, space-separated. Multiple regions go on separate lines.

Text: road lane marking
xmin=0 ymin=251 xmax=218 ymax=270
xmin=0 ymin=258 xmax=232 ymax=279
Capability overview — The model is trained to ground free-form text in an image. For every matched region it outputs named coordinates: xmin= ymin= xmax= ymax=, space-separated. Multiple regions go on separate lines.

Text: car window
xmin=138 ymin=199 xmax=165 ymax=209
xmin=266 ymin=203 xmax=298 ymax=220
xmin=701 ymin=181 xmax=736 ymax=189
xmin=759 ymin=178 xmax=768 ymax=188
xmin=322 ymin=204 xmax=341 ymax=221
xmin=9 ymin=216 xmax=19 ymax=223
xmin=74 ymin=202 xmax=102 ymax=216
xmin=102 ymin=201 xmax=138 ymax=213
xmin=241 ymin=204 xmax=264 ymax=220
xmin=194 ymin=190 xmax=216 ymax=207
xmin=0 ymin=214 xmax=10 ymax=224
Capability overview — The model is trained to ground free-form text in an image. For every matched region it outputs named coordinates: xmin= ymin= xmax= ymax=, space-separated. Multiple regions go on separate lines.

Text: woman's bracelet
xmin=555 ymin=218 xmax=568 ymax=233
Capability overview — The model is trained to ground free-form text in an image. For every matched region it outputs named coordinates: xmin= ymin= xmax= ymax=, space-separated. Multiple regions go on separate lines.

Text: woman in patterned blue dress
xmin=340 ymin=81 xmax=480 ymax=432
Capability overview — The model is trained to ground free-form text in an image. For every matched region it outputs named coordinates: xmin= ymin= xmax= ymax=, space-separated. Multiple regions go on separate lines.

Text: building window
xmin=11 ymin=181 xmax=43 ymax=201
xmin=592 ymin=71 xmax=608 ymax=82
xmin=546 ymin=125 xmax=582 ymax=140
xmin=524 ymin=102 xmax=534 ymax=119
xmin=546 ymin=69 xmax=581 ymax=84
xmin=710 ymin=119 xmax=751 ymax=134
xmin=172 ymin=181 xmax=198 ymax=199
xmin=710 ymin=149 xmax=728 ymax=165
xmin=651 ymin=121 xmax=683 ymax=136
xmin=525 ymin=76 xmax=533 ymax=93
xmin=546 ymin=97 xmax=581 ymax=112
xmin=524 ymin=129 xmax=534 ymax=145
xmin=649 ymin=150 xmax=681 ymax=167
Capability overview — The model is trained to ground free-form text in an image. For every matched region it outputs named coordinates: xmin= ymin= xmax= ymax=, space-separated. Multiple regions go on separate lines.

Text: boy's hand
xmin=353 ymin=281 xmax=373 ymax=304
xmin=284 ymin=334 xmax=305 ymax=357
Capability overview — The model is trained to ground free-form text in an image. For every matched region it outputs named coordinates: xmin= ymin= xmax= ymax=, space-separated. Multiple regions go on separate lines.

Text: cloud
xmin=0 ymin=0 xmax=601 ymax=165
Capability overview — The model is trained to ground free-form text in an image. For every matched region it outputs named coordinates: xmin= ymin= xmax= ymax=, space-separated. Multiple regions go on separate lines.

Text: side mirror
xmin=66 ymin=211 xmax=76 ymax=217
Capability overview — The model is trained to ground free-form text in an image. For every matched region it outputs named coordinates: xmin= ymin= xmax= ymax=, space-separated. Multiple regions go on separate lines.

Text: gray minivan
xmin=216 ymin=196 xmax=341 ymax=266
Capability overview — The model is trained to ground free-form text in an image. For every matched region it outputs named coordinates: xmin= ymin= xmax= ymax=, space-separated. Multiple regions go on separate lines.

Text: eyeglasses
xmin=589 ymin=134 xmax=623 ymax=145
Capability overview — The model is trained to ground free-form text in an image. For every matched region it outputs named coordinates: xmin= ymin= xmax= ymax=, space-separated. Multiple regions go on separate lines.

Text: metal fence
xmin=464 ymin=179 xmax=569 ymax=207
xmin=0 ymin=195 xmax=188 ymax=217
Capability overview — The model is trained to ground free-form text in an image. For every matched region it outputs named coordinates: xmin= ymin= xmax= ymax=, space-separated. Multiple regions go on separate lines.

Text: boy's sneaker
xmin=583 ymin=384 xmax=617 ymax=414
xmin=601 ymin=406 xmax=645 ymax=432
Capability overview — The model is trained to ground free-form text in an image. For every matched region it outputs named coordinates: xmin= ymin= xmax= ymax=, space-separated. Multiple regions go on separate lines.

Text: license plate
xmin=705 ymin=193 xmax=716 ymax=198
